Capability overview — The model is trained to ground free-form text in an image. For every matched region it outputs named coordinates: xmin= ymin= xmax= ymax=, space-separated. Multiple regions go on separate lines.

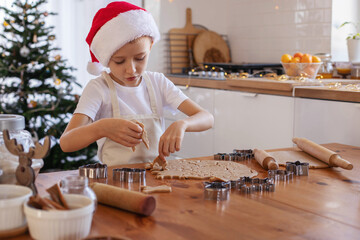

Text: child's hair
xmin=86 ymin=1 xmax=160 ymax=76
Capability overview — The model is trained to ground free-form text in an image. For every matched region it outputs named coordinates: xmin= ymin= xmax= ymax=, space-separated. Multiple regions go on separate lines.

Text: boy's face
xmin=108 ymin=36 xmax=152 ymax=87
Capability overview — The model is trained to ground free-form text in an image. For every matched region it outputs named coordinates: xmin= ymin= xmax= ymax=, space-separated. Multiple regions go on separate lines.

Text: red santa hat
xmin=86 ymin=1 xmax=160 ymax=75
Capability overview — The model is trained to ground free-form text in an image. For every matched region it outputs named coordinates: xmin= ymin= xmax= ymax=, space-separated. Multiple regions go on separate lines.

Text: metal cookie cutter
xmin=214 ymin=149 xmax=254 ymax=161
xmin=235 ymin=177 xmax=275 ymax=194
xmin=79 ymin=163 xmax=108 ymax=179
xmin=286 ymin=161 xmax=309 ymax=176
xmin=203 ymin=181 xmax=230 ymax=201
xmin=113 ymin=168 xmax=146 ymax=183
xmin=233 ymin=149 xmax=254 ymax=160
xmin=268 ymin=170 xmax=294 ymax=181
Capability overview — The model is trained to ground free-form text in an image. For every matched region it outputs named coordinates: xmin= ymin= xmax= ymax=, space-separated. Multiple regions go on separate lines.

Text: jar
xmin=315 ymin=53 xmax=333 ymax=78
xmin=60 ymin=175 xmax=97 ymax=209
xmin=0 ymin=114 xmax=43 ymax=184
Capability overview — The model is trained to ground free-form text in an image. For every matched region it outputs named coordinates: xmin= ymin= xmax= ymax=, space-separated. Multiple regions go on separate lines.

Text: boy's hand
xmin=158 ymin=120 xmax=186 ymax=160
xmin=102 ymin=118 xmax=143 ymax=147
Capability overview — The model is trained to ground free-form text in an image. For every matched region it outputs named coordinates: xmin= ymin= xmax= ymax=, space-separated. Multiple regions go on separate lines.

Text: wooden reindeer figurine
xmin=2 ymin=129 xmax=50 ymax=195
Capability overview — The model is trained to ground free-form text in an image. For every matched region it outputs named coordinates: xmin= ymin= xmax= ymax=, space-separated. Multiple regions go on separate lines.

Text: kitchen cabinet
xmin=213 ymin=90 xmax=294 ymax=153
xmin=294 ymin=98 xmax=360 ymax=146
xmin=164 ymin=86 xmax=215 ymax=159
xmin=164 ymin=86 xmax=294 ymax=158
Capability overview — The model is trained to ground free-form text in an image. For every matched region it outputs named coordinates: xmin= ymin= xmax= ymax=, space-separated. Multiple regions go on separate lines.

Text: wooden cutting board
xmin=193 ymin=30 xmax=230 ymax=66
xmin=168 ymin=8 xmax=205 ymax=74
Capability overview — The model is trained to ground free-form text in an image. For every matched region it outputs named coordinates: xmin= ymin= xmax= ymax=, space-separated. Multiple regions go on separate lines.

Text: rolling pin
xmin=90 ymin=182 xmax=156 ymax=216
xmin=253 ymin=149 xmax=279 ymax=170
xmin=292 ymin=137 xmax=353 ymax=170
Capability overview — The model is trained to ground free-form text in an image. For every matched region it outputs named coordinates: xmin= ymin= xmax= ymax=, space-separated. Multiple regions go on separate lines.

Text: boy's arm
xmin=158 ymin=99 xmax=214 ymax=159
xmin=60 ymin=113 xmax=143 ymax=152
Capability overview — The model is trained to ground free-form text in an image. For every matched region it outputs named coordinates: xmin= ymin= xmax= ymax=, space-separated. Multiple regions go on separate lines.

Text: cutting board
xmin=193 ymin=30 xmax=230 ymax=66
xmin=168 ymin=8 xmax=205 ymax=74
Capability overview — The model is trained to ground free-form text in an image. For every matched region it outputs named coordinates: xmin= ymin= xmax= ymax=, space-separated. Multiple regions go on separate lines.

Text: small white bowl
xmin=24 ymin=194 xmax=94 ymax=240
xmin=0 ymin=184 xmax=32 ymax=231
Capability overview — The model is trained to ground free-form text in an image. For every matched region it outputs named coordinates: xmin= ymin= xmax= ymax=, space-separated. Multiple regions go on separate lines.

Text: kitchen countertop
xmin=168 ymin=75 xmax=360 ymax=103
xmin=13 ymin=143 xmax=360 ymax=240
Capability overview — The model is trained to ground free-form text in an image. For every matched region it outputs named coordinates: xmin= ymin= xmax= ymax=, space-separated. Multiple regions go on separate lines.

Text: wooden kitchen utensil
xmin=193 ymin=30 xmax=230 ymax=67
xmin=253 ymin=148 xmax=279 ymax=170
xmin=292 ymin=137 xmax=353 ymax=170
xmin=90 ymin=182 xmax=156 ymax=216
xmin=168 ymin=8 xmax=205 ymax=73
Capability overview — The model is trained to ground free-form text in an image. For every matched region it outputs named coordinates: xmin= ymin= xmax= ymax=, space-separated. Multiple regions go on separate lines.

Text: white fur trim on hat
xmin=87 ymin=61 xmax=104 ymax=76
xmin=90 ymin=10 xmax=160 ymax=68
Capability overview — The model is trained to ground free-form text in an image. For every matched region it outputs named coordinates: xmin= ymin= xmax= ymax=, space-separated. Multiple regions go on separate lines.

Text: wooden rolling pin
xmin=292 ymin=137 xmax=353 ymax=170
xmin=90 ymin=182 xmax=156 ymax=216
xmin=253 ymin=148 xmax=279 ymax=170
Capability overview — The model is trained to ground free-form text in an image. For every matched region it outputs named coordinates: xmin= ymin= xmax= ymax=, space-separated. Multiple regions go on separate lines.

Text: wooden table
xmin=12 ymin=143 xmax=360 ymax=240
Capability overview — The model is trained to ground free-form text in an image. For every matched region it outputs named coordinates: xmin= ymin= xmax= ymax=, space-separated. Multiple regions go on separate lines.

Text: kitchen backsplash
xmin=148 ymin=0 xmax=358 ymax=73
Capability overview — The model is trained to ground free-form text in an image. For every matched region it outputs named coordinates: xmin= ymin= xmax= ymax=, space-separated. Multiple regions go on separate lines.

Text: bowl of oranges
xmin=281 ymin=53 xmax=322 ymax=80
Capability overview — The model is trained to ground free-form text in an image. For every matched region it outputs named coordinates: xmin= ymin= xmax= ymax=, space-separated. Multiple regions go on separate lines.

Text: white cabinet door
xmin=213 ymin=90 xmax=294 ymax=153
xmin=294 ymin=98 xmax=360 ymax=146
xmin=164 ymin=86 xmax=215 ymax=159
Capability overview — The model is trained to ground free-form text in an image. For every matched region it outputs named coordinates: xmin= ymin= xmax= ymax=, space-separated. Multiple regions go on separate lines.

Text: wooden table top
xmin=12 ymin=143 xmax=360 ymax=240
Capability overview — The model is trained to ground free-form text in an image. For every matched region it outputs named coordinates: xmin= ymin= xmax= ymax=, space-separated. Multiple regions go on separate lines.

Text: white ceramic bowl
xmin=0 ymin=184 xmax=32 ymax=231
xmin=24 ymin=194 xmax=94 ymax=240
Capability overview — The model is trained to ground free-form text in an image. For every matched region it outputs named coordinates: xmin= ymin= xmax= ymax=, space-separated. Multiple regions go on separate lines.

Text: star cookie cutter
xmin=285 ymin=161 xmax=309 ymax=176
xmin=235 ymin=177 xmax=275 ymax=194
xmin=268 ymin=169 xmax=294 ymax=181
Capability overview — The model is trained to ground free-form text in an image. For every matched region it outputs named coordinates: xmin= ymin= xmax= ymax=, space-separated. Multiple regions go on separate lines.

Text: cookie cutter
xmin=268 ymin=169 xmax=294 ymax=181
xmin=235 ymin=177 xmax=275 ymax=194
xmin=79 ymin=163 xmax=108 ymax=179
xmin=286 ymin=161 xmax=309 ymax=176
xmin=203 ymin=181 xmax=230 ymax=201
xmin=214 ymin=149 xmax=254 ymax=161
xmin=113 ymin=168 xmax=146 ymax=183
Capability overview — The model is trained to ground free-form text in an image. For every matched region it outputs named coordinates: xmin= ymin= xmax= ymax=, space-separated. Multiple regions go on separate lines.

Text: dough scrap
xmin=150 ymin=159 xmax=257 ymax=181
xmin=141 ymin=185 xmax=172 ymax=193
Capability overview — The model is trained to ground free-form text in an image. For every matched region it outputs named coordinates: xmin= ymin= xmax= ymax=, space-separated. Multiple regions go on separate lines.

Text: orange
xmin=293 ymin=52 xmax=303 ymax=59
xmin=301 ymin=53 xmax=312 ymax=63
xmin=312 ymin=56 xmax=322 ymax=63
xmin=290 ymin=57 xmax=301 ymax=63
xmin=281 ymin=54 xmax=292 ymax=63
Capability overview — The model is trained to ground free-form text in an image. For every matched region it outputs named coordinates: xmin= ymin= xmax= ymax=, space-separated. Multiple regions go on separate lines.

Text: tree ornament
xmin=54 ymin=78 xmax=61 ymax=85
xmin=3 ymin=21 xmax=9 ymax=27
xmin=1 ymin=53 xmax=5 ymax=57
xmin=33 ymin=34 xmax=37 ymax=43
xmin=34 ymin=19 xmax=39 ymax=24
xmin=54 ymin=55 xmax=61 ymax=61
xmin=48 ymin=35 xmax=55 ymax=40
xmin=43 ymin=11 xmax=49 ymax=17
xmin=20 ymin=46 xmax=30 ymax=57
xmin=28 ymin=100 xmax=37 ymax=108
xmin=10 ymin=20 xmax=15 ymax=24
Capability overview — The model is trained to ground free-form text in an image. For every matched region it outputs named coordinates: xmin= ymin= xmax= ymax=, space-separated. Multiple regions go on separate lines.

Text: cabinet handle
xmin=238 ymin=92 xmax=258 ymax=97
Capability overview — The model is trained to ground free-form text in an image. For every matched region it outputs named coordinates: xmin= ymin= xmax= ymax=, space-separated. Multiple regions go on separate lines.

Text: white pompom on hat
xmin=86 ymin=1 xmax=160 ymax=76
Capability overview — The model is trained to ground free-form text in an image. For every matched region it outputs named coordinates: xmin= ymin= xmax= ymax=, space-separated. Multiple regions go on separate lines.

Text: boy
xmin=60 ymin=1 xmax=214 ymax=166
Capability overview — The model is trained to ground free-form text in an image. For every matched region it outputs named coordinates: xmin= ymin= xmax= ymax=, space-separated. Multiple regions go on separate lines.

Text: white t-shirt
xmin=74 ymin=71 xmax=188 ymax=157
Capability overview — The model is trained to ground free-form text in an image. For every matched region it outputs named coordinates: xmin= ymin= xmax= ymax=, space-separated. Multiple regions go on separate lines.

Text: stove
xmin=168 ymin=62 xmax=284 ymax=80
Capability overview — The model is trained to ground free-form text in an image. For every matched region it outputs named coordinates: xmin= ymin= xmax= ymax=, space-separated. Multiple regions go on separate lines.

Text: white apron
xmin=101 ymin=72 xmax=163 ymax=166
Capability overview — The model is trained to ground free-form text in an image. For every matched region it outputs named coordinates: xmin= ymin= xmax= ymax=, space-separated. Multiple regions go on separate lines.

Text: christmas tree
xmin=0 ymin=0 xmax=97 ymax=171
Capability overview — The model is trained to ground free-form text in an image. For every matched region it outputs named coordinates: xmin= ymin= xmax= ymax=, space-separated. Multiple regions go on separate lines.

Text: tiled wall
xmin=225 ymin=0 xmax=332 ymax=63
xmin=153 ymin=0 xmax=358 ymax=72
